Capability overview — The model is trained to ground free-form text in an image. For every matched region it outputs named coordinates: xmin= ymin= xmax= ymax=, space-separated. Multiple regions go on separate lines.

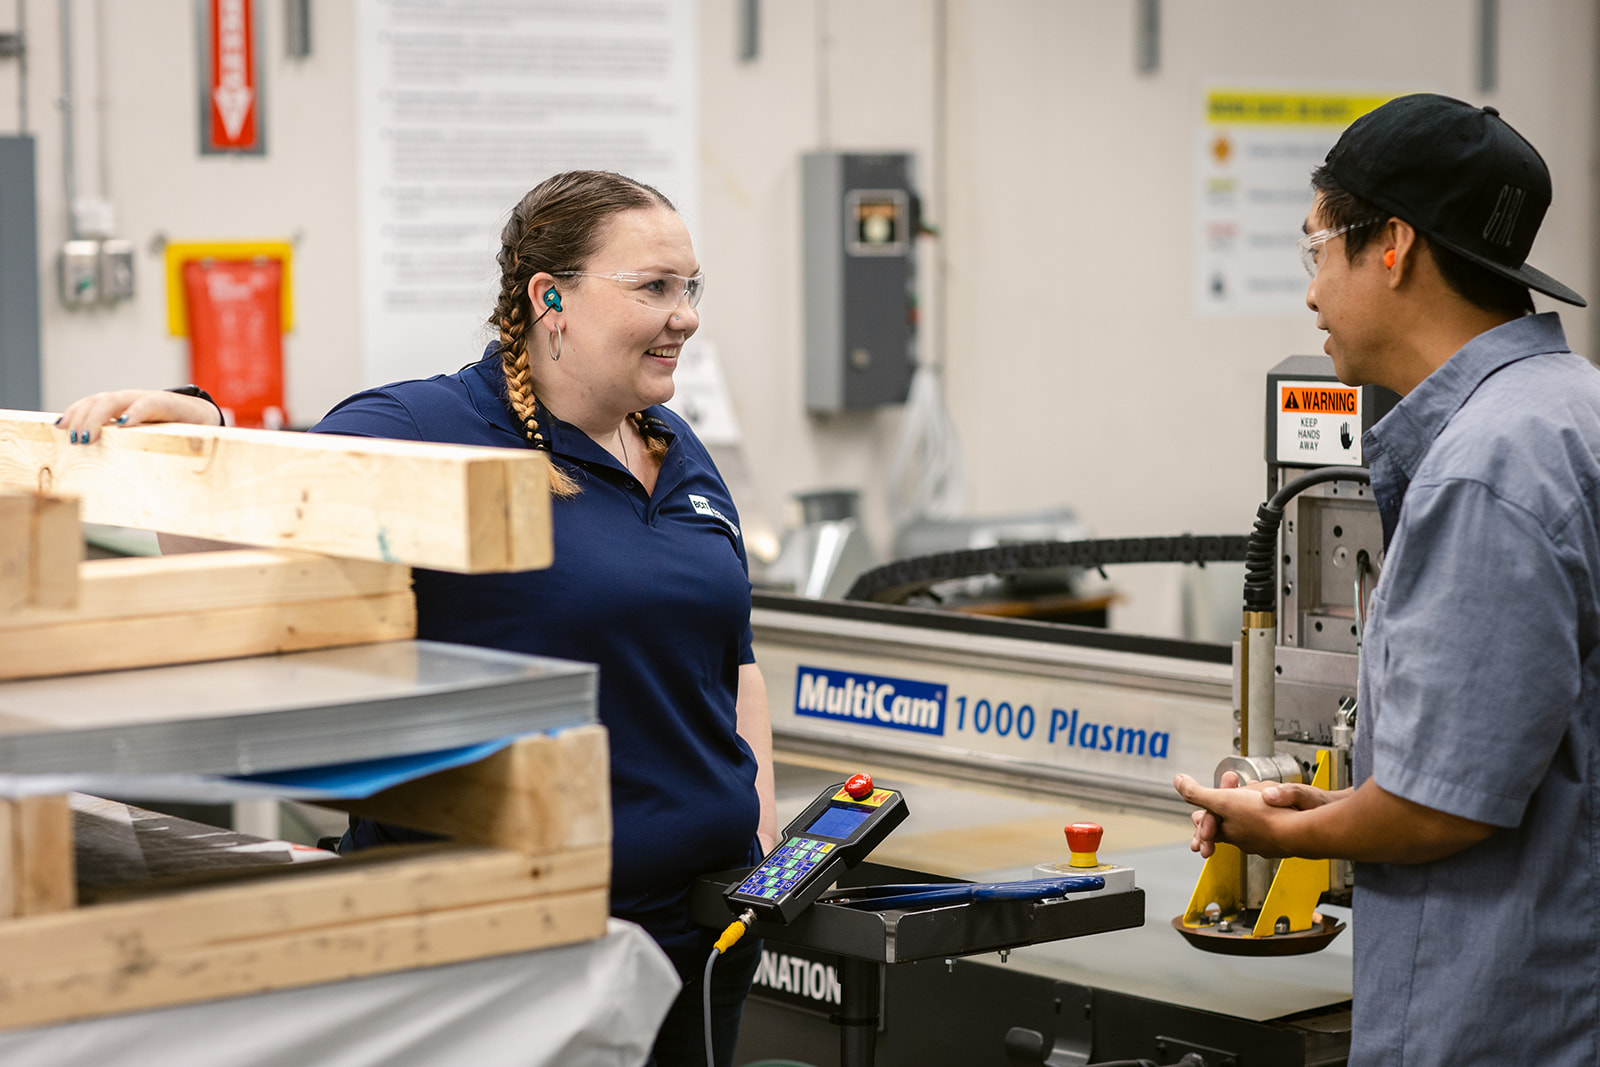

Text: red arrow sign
xmin=207 ymin=0 xmax=259 ymax=151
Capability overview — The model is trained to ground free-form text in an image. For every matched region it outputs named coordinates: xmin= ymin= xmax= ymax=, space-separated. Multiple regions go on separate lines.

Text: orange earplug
xmin=1384 ymin=249 xmax=1396 ymax=268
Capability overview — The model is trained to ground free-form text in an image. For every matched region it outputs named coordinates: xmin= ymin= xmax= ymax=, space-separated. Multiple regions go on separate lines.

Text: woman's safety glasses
xmin=553 ymin=270 xmax=705 ymax=311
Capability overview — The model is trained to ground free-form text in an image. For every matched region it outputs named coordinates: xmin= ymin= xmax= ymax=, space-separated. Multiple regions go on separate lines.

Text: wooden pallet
xmin=0 ymin=724 xmax=611 ymax=1032
xmin=0 ymin=412 xmax=609 ymax=1032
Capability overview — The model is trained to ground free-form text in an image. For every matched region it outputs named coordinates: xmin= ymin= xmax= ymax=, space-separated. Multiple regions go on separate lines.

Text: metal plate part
xmin=1169 ymin=913 xmax=1347 ymax=957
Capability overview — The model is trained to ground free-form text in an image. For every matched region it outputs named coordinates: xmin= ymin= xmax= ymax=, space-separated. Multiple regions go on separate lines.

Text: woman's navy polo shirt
xmin=311 ymin=348 xmax=761 ymax=956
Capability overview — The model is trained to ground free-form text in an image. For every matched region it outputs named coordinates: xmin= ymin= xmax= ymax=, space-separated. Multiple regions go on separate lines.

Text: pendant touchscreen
xmin=726 ymin=775 xmax=908 ymax=924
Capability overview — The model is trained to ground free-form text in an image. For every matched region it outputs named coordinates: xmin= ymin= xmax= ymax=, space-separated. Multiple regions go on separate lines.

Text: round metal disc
xmin=1169 ymin=913 xmax=1346 ymax=956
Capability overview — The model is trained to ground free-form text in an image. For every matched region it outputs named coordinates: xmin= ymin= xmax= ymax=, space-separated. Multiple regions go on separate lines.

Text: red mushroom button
xmin=1065 ymin=822 xmax=1104 ymax=868
xmin=844 ymin=773 xmax=874 ymax=800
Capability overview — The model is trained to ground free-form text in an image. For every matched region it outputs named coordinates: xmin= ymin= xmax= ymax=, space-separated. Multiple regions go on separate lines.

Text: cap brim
xmin=1425 ymin=231 xmax=1587 ymax=307
xmin=1515 ymin=261 xmax=1588 ymax=308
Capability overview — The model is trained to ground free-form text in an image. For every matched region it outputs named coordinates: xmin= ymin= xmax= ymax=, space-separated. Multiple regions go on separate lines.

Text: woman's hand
xmin=55 ymin=390 xmax=223 ymax=443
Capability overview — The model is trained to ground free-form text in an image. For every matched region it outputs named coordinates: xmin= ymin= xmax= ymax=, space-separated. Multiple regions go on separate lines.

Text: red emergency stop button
xmin=844 ymin=773 xmax=874 ymax=800
xmin=1065 ymin=822 xmax=1103 ymax=868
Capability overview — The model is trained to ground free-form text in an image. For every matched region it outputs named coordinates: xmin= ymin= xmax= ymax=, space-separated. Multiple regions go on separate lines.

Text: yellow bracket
xmin=1182 ymin=841 xmax=1242 ymax=927
xmin=1251 ymin=749 xmax=1333 ymax=937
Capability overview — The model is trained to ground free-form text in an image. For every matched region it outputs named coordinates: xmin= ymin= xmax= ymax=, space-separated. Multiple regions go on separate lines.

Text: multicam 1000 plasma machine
xmin=729 ymin=355 xmax=1393 ymax=1065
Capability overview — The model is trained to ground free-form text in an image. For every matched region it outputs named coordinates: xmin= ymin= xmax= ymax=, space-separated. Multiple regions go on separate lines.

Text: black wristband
xmin=166 ymin=385 xmax=226 ymax=427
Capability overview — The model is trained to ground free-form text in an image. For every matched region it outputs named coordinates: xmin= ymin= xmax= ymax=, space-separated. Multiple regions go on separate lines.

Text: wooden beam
xmin=0 ymin=595 xmax=415 ymax=680
xmin=0 ymin=549 xmax=416 ymax=679
xmin=0 ymin=493 xmax=30 ymax=611
xmin=0 ymin=492 xmax=80 ymax=612
xmin=0 ymin=886 xmax=608 ymax=1030
xmin=3 ymin=549 xmax=410 ymax=624
xmin=332 ymin=724 xmax=612 ymax=855
xmin=0 ymin=411 xmax=551 ymax=573
xmin=7 ymin=843 xmax=608 ymax=972
xmin=0 ymin=840 xmax=607 ymax=1029
xmin=0 ymin=796 xmax=75 ymax=918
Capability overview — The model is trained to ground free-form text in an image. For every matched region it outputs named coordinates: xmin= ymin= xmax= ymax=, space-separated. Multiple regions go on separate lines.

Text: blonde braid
xmin=630 ymin=411 xmax=670 ymax=460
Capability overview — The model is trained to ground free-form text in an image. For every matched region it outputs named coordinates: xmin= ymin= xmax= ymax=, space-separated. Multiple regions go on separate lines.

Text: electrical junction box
xmin=60 ymin=240 xmax=100 ymax=306
xmin=99 ymin=239 xmax=136 ymax=301
xmin=802 ymin=152 xmax=918 ymax=413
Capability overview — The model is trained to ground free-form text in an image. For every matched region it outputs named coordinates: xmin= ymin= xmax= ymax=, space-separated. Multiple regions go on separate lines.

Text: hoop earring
xmin=548 ymin=324 xmax=562 ymax=362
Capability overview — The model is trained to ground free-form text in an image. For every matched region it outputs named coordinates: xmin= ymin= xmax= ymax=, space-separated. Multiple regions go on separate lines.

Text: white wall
xmin=8 ymin=0 xmax=1596 ymax=632
xmin=940 ymin=0 xmax=1595 ymax=545
xmin=5 ymin=0 xmax=361 ymax=422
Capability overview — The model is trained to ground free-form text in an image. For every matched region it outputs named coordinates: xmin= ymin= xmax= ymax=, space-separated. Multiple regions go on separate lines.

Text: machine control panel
xmin=726 ymin=773 xmax=908 ymax=924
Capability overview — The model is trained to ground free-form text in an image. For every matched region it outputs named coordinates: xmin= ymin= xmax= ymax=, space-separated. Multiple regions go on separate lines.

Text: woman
xmin=58 ymin=171 xmax=775 ymax=1067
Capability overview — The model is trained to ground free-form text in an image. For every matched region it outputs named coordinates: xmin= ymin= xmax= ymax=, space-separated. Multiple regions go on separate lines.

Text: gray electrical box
xmin=0 ymin=137 xmax=41 ymax=409
xmin=99 ymin=239 xmax=136 ymax=301
xmin=802 ymin=152 xmax=918 ymax=412
xmin=60 ymin=241 xmax=100 ymax=306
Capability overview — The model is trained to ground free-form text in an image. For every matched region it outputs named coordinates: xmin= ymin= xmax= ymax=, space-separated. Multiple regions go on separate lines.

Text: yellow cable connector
xmin=713 ymin=909 xmax=757 ymax=953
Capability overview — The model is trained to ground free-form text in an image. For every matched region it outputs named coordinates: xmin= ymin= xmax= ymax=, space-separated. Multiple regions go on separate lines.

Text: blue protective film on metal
xmin=227 ymin=737 xmax=516 ymax=798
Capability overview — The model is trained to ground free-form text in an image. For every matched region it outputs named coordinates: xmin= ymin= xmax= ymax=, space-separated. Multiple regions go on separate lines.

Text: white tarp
xmin=0 ymin=919 xmax=680 ymax=1067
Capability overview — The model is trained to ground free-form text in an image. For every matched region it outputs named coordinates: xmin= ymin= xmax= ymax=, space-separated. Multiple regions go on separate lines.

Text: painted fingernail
xmin=69 ymin=430 xmax=78 ymax=443
xmin=53 ymin=417 xmax=61 ymax=425
xmin=115 ymin=415 xmax=128 ymax=424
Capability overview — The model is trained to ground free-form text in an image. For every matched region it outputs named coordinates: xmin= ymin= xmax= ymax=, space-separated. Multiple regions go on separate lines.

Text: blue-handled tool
xmin=818 ymin=875 xmax=1105 ymax=911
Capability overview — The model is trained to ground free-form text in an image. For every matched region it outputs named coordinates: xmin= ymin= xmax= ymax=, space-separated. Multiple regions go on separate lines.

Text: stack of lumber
xmin=0 ymin=411 xmax=611 ymax=1031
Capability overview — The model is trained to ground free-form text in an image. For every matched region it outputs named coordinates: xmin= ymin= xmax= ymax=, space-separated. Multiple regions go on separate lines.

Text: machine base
xmin=732 ymin=952 xmax=1352 ymax=1066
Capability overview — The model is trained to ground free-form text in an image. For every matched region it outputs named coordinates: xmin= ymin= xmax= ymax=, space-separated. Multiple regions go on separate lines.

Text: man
xmin=1175 ymin=94 xmax=1600 ymax=1065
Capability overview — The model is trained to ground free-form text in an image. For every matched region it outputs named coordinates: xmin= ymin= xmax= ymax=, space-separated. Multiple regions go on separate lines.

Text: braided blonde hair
xmin=490 ymin=171 xmax=676 ymax=497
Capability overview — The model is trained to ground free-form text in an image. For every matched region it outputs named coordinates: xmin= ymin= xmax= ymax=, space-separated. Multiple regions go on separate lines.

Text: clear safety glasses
xmin=1297 ymin=219 xmax=1381 ymax=279
xmin=553 ymin=270 xmax=706 ymax=312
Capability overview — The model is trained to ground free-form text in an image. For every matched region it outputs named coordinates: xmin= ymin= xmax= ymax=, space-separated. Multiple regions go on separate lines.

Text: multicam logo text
xmin=794 ymin=667 xmax=945 ymax=735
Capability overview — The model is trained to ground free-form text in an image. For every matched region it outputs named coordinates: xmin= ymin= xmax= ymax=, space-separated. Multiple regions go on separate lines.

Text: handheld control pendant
xmin=724 ymin=773 xmax=908 ymax=924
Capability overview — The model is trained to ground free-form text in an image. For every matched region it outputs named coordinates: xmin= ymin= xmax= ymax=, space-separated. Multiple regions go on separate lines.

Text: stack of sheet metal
xmin=0 ymin=641 xmax=597 ymax=798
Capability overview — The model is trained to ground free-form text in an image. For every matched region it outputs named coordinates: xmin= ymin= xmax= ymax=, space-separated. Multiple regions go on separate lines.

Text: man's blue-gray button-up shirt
xmin=1352 ymin=312 xmax=1600 ymax=1066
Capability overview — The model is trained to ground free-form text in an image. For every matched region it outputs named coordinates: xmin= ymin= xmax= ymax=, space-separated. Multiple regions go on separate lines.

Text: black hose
xmin=843 ymin=534 xmax=1250 ymax=604
xmin=1242 ymin=466 xmax=1371 ymax=614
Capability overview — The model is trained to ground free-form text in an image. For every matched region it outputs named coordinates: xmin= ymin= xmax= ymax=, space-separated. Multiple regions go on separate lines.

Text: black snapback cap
xmin=1324 ymin=93 xmax=1585 ymax=307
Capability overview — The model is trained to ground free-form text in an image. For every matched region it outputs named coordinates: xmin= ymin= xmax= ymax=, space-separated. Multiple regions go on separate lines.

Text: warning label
xmin=1277 ymin=380 xmax=1362 ymax=465
xmin=1282 ymin=386 xmax=1358 ymax=415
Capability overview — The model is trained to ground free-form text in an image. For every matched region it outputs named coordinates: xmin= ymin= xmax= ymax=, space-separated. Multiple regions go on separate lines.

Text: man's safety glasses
xmin=553 ymin=270 xmax=706 ymax=311
xmin=1297 ymin=219 xmax=1381 ymax=279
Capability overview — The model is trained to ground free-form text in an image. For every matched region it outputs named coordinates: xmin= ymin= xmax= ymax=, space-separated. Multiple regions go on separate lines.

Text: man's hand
xmin=1176 ymin=772 xmax=1303 ymax=858
xmin=1176 ymin=772 xmax=1492 ymax=864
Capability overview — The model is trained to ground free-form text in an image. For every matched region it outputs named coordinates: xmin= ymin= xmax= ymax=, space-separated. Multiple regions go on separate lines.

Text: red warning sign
xmin=204 ymin=0 xmax=261 ymax=153
xmin=1281 ymin=385 xmax=1358 ymax=415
